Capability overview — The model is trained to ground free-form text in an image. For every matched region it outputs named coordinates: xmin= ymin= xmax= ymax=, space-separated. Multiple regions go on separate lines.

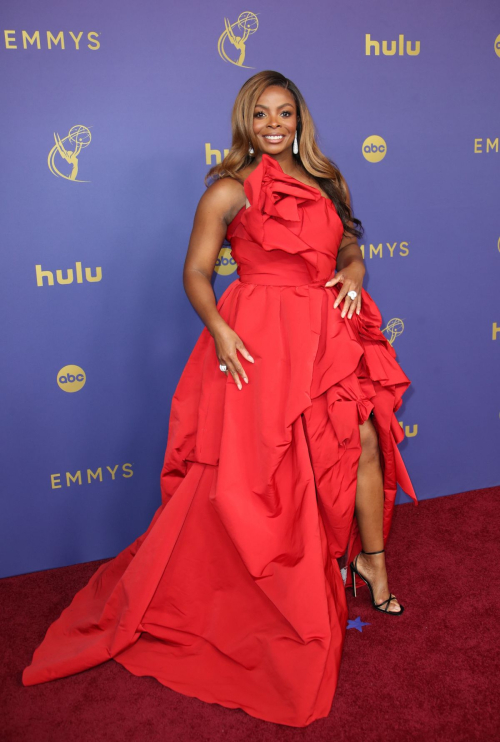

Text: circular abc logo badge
xmin=57 ymin=364 xmax=86 ymax=392
xmin=214 ymin=246 xmax=237 ymax=276
xmin=495 ymin=34 xmax=500 ymax=58
xmin=362 ymin=135 xmax=387 ymax=163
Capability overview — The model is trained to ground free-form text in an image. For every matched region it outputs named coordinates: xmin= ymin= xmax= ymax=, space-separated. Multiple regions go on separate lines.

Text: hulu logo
xmin=365 ymin=34 xmax=420 ymax=56
xmin=36 ymin=261 xmax=102 ymax=287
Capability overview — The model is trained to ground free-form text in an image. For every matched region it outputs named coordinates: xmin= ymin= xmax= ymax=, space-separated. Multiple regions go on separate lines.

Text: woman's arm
xmin=182 ymin=179 xmax=254 ymax=389
xmin=335 ymin=239 xmax=364 ymax=272
xmin=335 ymin=186 xmax=365 ymax=272
xmin=325 ymin=185 xmax=366 ymax=318
xmin=182 ymin=180 xmax=238 ymax=337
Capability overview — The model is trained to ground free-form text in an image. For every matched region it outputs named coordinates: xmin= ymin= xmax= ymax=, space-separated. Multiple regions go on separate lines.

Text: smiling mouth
xmin=263 ymin=134 xmax=285 ymax=142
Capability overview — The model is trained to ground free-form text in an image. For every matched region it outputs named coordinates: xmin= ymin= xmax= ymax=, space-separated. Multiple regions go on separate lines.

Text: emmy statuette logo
xmin=218 ymin=12 xmax=259 ymax=67
xmin=495 ymin=34 xmax=500 ymax=58
xmin=48 ymin=125 xmax=92 ymax=182
xmin=382 ymin=318 xmax=405 ymax=346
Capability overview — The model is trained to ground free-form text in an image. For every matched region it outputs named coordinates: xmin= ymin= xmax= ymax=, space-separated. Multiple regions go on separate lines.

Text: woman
xmin=22 ymin=71 xmax=417 ymax=728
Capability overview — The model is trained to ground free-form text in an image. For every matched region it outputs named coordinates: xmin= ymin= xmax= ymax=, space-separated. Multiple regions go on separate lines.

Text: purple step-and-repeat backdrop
xmin=1 ymin=1 xmax=499 ymax=578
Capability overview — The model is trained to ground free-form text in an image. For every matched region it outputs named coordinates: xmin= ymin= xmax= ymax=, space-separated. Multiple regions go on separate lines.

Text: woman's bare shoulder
xmin=197 ymin=174 xmax=248 ymax=224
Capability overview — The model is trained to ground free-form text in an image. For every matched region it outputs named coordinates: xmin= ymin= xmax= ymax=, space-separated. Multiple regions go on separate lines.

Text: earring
xmin=293 ymin=131 xmax=299 ymax=155
xmin=248 ymin=142 xmax=254 ymax=155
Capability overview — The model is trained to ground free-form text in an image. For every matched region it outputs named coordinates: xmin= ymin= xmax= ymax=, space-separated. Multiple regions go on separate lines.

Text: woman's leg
xmin=354 ymin=416 xmax=401 ymax=612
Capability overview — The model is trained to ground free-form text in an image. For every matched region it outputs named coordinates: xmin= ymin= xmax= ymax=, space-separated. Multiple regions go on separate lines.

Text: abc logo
xmin=495 ymin=34 xmax=500 ymax=58
xmin=214 ymin=246 xmax=237 ymax=276
xmin=362 ymin=135 xmax=387 ymax=163
xmin=57 ymin=364 xmax=86 ymax=392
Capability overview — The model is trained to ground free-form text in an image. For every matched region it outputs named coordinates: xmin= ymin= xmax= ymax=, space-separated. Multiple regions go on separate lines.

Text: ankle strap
xmin=362 ymin=549 xmax=385 ymax=555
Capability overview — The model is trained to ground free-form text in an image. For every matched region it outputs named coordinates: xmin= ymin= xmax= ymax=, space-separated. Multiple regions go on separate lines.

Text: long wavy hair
xmin=205 ymin=70 xmax=364 ymax=240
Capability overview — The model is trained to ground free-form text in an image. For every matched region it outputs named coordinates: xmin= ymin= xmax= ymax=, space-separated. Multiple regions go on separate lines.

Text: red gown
xmin=22 ymin=154 xmax=417 ymax=727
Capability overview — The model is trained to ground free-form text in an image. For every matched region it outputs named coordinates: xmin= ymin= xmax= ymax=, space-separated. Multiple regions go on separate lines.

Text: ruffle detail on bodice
xmin=245 ymin=152 xmax=324 ymax=222
xmin=227 ymin=154 xmax=344 ymax=277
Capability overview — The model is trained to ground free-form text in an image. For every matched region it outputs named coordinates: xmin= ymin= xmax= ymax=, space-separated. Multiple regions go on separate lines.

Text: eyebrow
xmin=254 ymin=103 xmax=294 ymax=110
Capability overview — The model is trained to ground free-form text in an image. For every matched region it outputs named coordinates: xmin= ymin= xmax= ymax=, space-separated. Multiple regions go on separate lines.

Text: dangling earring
xmin=248 ymin=142 xmax=254 ymax=155
xmin=293 ymin=131 xmax=299 ymax=155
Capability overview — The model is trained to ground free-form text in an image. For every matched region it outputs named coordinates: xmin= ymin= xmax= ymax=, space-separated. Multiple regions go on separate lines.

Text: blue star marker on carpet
xmin=347 ymin=616 xmax=370 ymax=632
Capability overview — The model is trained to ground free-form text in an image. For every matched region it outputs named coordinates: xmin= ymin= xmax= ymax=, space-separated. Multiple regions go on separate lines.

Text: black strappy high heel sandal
xmin=349 ymin=548 xmax=404 ymax=615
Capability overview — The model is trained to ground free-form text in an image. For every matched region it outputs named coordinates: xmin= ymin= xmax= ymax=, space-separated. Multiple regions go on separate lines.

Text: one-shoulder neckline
xmin=227 ymin=154 xmax=337 ymax=233
xmin=258 ymin=153 xmax=332 ymax=203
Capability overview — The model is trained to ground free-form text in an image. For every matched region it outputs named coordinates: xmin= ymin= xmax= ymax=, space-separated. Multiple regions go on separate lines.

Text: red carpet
xmin=1 ymin=486 xmax=498 ymax=741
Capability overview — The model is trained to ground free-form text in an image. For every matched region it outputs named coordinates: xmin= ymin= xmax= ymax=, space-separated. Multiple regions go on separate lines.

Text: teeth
xmin=265 ymin=135 xmax=284 ymax=140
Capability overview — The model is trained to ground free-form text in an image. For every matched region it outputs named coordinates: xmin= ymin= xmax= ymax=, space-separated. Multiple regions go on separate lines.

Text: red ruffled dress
xmin=22 ymin=154 xmax=417 ymax=727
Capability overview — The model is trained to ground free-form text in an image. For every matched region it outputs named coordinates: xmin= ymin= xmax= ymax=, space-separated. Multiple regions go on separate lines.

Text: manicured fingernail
xmin=244 ymin=377 xmax=248 ymax=383
xmin=248 ymin=356 xmax=254 ymax=362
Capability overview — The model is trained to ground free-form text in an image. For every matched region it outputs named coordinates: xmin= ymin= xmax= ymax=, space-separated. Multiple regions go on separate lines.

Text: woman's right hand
xmin=213 ymin=324 xmax=254 ymax=390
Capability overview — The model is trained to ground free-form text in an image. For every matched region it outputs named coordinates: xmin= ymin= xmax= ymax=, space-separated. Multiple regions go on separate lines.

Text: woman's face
xmin=252 ymin=85 xmax=299 ymax=156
